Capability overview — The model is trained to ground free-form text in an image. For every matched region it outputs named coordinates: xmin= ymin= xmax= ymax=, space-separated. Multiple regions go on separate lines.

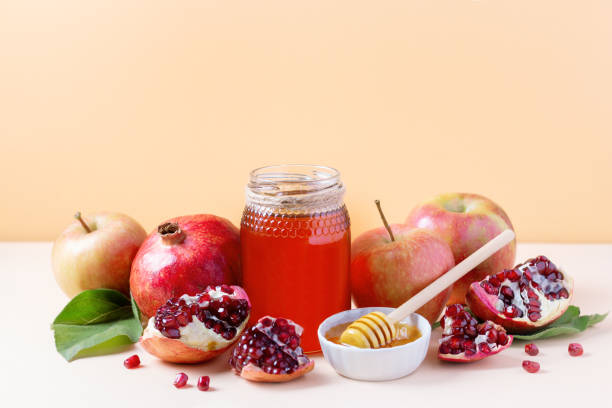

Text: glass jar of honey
xmin=241 ymin=165 xmax=351 ymax=352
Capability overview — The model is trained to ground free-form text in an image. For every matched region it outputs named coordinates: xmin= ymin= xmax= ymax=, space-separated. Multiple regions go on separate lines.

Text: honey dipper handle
xmin=386 ymin=229 xmax=515 ymax=324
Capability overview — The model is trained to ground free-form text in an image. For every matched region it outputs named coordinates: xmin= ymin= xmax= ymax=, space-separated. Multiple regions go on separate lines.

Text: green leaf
xmin=131 ymin=294 xmax=143 ymax=326
xmin=52 ymin=289 xmax=143 ymax=361
xmin=584 ymin=311 xmax=608 ymax=327
xmin=512 ymin=307 xmax=608 ymax=341
xmin=548 ymin=305 xmax=581 ymax=326
xmin=53 ymin=289 xmax=133 ymax=325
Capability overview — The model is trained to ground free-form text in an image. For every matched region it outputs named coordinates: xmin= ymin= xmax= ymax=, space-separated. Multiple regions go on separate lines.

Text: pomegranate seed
xmin=504 ymin=306 xmax=519 ymax=318
xmin=497 ymin=331 xmax=509 ymax=345
xmin=489 ymin=277 xmax=501 ymax=287
xmin=568 ymin=343 xmax=583 ymax=356
xmin=507 ymin=269 xmax=520 ymax=281
xmin=500 ymin=286 xmax=514 ymax=299
xmin=123 ymin=354 xmax=140 ymax=369
xmin=445 ymin=304 xmax=462 ymax=317
xmin=557 ymin=288 xmax=569 ymax=299
xmin=522 ymin=360 xmax=540 ymax=373
xmin=481 ymin=281 xmax=498 ymax=295
xmin=478 ymin=343 xmax=491 ymax=354
xmin=525 ymin=343 xmax=539 ymax=356
xmin=449 ymin=336 xmax=463 ymax=350
xmin=486 ymin=329 xmax=498 ymax=343
xmin=164 ymin=328 xmax=181 ymax=339
xmin=220 ymin=284 xmax=234 ymax=294
xmin=197 ymin=375 xmax=210 ymax=391
xmin=162 ymin=316 xmax=178 ymax=329
xmin=495 ymin=271 xmax=506 ymax=282
xmin=173 ymin=372 xmax=188 ymax=388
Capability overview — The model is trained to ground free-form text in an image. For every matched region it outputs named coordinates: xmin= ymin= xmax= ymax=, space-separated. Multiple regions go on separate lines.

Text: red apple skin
xmin=52 ymin=212 xmax=147 ymax=298
xmin=130 ymin=214 xmax=241 ymax=318
xmin=351 ymin=226 xmax=456 ymax=324
xmin=405 ymin=193 xmax=516 ymax=305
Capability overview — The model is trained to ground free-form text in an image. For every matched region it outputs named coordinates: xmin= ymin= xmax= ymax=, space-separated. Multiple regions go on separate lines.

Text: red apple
xmin=130 ymin=214 xmax=241 ymax=318
xmin=52 ymin=212 xmax=147 ymax=298
xmin=351 ymin=201 xmax=456 ymax=324
xmin=405 ymin=193 xmax=516 ymax=305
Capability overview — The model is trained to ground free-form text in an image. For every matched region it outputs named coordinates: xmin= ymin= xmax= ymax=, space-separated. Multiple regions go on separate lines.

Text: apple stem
xmin=74 ymin=211 xmax=92 ymax=233
xmin=375 ymin=200 xmax=395 ymax=242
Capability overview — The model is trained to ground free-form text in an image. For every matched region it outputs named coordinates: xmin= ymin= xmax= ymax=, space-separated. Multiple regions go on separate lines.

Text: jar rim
xmin=249 ymin=164 xmax=340 ymax=186
xmin=246 ymin=164 xmax=344 ymax=209
xmin=248 ymin=164 xmax=341 ymax=196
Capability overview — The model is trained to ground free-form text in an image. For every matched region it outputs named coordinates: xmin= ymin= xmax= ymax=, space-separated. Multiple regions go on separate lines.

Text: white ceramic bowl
xmin=317 ymin=307 xmax=432 ymax=381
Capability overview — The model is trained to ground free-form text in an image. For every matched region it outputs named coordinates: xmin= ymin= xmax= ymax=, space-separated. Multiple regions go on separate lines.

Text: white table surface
xmin=2 ymin=242 xmax=611 ymax=407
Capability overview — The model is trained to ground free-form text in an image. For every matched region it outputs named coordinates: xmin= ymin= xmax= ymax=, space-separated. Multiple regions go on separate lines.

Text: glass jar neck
xmin=245 ymin=165 xmax=345 ymax=213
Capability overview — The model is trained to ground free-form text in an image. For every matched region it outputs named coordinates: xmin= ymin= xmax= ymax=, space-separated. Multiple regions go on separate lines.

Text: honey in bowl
xmin=325 ymin=321 xmax=421 ymax=348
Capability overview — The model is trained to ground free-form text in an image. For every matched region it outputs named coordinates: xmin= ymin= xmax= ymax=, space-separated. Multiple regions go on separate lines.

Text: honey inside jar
xmin=325 ymin=321 xmax=421 ymax=348
xmin=241 ymin=165 xmax=351 ymax=353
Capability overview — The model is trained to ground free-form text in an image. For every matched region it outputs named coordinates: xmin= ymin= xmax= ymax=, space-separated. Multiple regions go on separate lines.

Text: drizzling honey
xmin=325 ymin=321 xmax=421 ymax=348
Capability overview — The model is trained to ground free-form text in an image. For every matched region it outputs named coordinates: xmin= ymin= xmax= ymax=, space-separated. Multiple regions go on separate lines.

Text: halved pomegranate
xmin=229 ymin=316 xmax=314 ymax=382
xmin=140 ymin=285 xmax=250 ymax=363
xmin=466 ymin=256 xmax=573 ymax=334
xmin=438 ymin=304 xmax=512 ymax=362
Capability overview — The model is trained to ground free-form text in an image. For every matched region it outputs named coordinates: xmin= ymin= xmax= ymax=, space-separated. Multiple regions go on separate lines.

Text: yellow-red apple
xmin=52 ymin=212 xmax=147 ymax=297
xmin=405 ymin=193 xmax=516 ymax=305
xmin=351 ymin=201 xmax=456 ymax=324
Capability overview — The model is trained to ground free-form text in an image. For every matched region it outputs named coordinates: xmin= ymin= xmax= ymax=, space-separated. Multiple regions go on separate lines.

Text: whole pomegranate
xmin=140 ymin=285 xmax=250 ymax=363
xmin=438 ymin=304 xmax=512 ymax=362
xmin=229 ymin=316 xmax=314 ymax=382
xmin=130 ymin=214 xmax=241 ymax=318
xmin=466 ymin=256 xmax=573 ymax=333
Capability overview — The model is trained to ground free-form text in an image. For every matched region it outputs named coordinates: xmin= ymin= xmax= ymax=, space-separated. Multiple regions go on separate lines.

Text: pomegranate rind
xmin=238 ymin=359 xmax=315 ymax=383
xmin=438 ymin=334 xmax=513 ymax=362
xmin=466 ymin=275 xmax=573 ymax=334
xmin=140 ymin=335 xmax=227 ymax=364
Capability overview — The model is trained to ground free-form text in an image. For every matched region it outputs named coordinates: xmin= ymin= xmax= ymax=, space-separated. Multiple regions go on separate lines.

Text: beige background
xmin=1 ymin=1 xmax=611 ymax=242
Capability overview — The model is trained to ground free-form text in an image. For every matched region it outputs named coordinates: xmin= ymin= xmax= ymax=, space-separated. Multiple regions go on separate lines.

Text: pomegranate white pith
xmin=140 ymin=285 xmax=250 ymax=363
xmin=467 ymin=256 xmax=573 ymax=333
xmin=230 ymin=316 xmax=314 ymax=382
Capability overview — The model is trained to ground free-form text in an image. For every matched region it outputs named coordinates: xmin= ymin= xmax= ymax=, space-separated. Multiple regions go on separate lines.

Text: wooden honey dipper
xmin=339 ymin=229 xmax=515 ymax=348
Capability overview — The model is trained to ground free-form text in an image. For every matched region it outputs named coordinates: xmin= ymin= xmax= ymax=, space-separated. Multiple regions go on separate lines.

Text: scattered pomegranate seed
xmin=525 ymin=343 xmax=539 ymax=356
xmin=568 ymin=343 xmax=583 ymax=357
xmin=197 ymin=375 xmax=210 ymax=391
xmin=522 ymin=360 xmax=540 ymax=373
xmin=173 ymin=372 xmax=188 ymax=388
xmin=123 ymin=354 xmax=140 ymax=369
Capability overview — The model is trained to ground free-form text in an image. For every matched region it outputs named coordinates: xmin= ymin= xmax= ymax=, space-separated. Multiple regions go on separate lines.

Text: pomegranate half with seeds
xmin=229 ymin=316 xmax=314 ymax=382
xmin=438 ymin=304 xmax=512 ymax=362
xmin=140 ymin=285 xmax=250 ymax=363
xmin=466 ymin=256 xmax=573 ymax=334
